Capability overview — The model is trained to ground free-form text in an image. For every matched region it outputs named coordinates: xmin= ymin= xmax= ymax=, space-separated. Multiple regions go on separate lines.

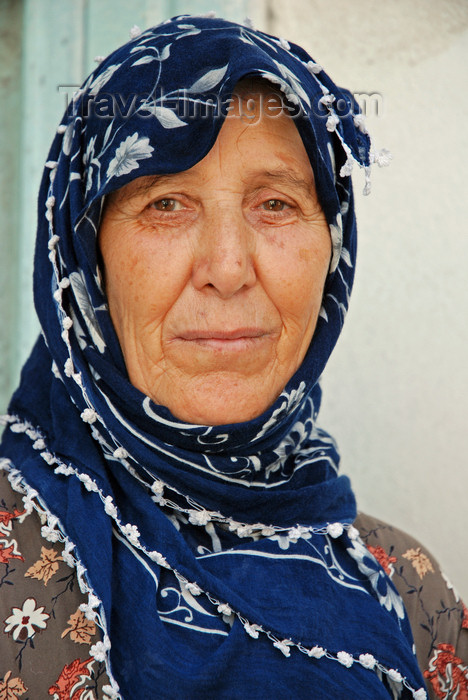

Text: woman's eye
xmin=262 ymin=199 xmax=288 ymax=212
xmin=151 ymin=198 xmax=179 ymax=211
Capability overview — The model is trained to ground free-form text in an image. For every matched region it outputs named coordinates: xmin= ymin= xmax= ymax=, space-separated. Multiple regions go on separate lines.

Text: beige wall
xmin=252 ymin=0 xmax=468 ymax=598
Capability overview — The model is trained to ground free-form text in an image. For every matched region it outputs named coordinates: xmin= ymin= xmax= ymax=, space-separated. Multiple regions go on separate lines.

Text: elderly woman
xmin=0 ymin=15 xmax=466 ymax=700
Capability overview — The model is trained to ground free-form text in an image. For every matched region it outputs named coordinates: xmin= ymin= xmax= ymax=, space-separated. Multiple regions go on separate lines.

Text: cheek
xmin=104 ymin=248 xmax=142 ymax=329
xmin=299 ymin=245 xmax=330 ymax=310
xmin=261 ymin=230 xmax=331 ymax=330
xmin=102 ymin=228 xmax=194 ymax=337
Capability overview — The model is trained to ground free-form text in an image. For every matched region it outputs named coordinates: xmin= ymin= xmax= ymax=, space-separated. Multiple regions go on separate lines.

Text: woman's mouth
xmin=175 ymin=329 xmax=270 ymax=351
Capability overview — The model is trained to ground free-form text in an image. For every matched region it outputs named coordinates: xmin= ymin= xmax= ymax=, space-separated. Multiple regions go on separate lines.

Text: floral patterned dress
xmin=357 ymin=513 xmax=468 ymax=700
xmin=0 ymin=473 xmax=112 ymax=699
xmin=1 ymin=474 xmax=467 ymax=699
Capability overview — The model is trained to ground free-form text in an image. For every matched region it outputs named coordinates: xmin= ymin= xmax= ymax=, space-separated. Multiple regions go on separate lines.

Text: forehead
xmin=204 ymin=103 xmax=313 ymax=183
xmin=108 ymin=89 xmax=314 ymax=205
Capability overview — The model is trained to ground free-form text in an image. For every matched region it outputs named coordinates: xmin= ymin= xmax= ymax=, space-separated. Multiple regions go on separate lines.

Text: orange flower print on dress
xmin=25 ymin=546 xmax=63 ymax=586
xmin=424 ymin=643 xmax=468 ymax=700
xmin=3 ymin=597 xmax=49 ymax=641
xmin=0 ymin=506 xmax=25 ymax=532
xmin=402 ymin=547 xmax=434 ymax=579
xmin=48 ymin=657 xmax=95 ymax=700
xmin=0 ymin=542 xmax=24 ymax=565
xmin=0 ymin=506 xmax=25 ymax=568
xmin=61 ymin=609 xmax=97 ymax=645
xmin=0 ymin=671 xmax=27 ymax=699
xmin=366 ymin=544 xmax=397 ymax=576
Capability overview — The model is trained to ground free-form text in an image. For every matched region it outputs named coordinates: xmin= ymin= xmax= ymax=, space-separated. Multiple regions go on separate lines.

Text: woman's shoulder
xmin=0 ymin=469 xmax=111 ymax=697
xmin=355 ymin=512 xmax=468 ymax=700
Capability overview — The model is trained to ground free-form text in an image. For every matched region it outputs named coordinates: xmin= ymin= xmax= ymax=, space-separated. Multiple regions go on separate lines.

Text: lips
xmin=175 ymin=328 xmax=269 ymax=351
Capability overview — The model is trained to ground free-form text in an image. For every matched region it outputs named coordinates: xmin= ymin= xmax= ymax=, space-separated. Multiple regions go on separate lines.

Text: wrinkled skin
xmin=99 ymin=91 xmax=331 ymax=425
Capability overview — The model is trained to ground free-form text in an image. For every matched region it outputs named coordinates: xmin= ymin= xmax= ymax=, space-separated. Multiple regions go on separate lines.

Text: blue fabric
xmin=1 ymin=15 xmax=427 ymax=699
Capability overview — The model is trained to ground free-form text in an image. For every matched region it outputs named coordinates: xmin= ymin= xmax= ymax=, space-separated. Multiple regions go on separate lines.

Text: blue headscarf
xmin=1 ymin=15 xmax=427 ymax=699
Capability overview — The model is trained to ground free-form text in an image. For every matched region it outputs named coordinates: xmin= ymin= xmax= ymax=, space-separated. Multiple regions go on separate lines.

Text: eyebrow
xmin=258 ymin=169 xmax=316 ymax=197
xmin=121 ymin=167 xmax=316 ymax=202
xmin=125 ymin=174 xmax=178 ymax=199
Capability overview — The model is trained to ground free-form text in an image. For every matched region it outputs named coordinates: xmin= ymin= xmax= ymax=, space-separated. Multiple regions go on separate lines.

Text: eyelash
xmin=147 ymin=196 xmax=295 ymax=219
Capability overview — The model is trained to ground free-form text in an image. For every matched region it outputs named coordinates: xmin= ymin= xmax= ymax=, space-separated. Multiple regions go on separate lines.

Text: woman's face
xmin=99 ymin=94 xmax=331 ymax=425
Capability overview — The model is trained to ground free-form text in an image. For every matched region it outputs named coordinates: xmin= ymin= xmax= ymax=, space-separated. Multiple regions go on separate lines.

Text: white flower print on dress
xmin=106 ymin=133 xmax=154 ymax=179
xmin=4 ymin=597 xmax=50 ymax=641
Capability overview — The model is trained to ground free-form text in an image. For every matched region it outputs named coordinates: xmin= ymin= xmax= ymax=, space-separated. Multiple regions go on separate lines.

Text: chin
xmin=168 ymin=391 xmax=274 ymax=426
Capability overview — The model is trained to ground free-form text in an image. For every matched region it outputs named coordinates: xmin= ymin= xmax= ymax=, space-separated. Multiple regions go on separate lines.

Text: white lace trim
xmin=1 ymin=413 xmax=357 ymax=542
xmin=0 ymin=419 xmax=427 ymax=699
xmin=301 ymin=57 xmax=391 ymax=197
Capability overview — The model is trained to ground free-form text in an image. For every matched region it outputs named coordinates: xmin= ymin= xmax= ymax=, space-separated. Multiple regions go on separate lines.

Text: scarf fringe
xmin=1 ymin=413 xmax=354 ymax=538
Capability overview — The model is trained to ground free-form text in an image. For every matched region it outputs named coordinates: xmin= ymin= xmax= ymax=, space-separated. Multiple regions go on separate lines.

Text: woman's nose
xmin=191 ymin=207 xmax=256 ymax=298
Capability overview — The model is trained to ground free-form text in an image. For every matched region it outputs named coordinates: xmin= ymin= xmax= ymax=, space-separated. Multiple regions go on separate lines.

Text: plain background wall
xmin=0 ymin=0 xmax=467 ymax=599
